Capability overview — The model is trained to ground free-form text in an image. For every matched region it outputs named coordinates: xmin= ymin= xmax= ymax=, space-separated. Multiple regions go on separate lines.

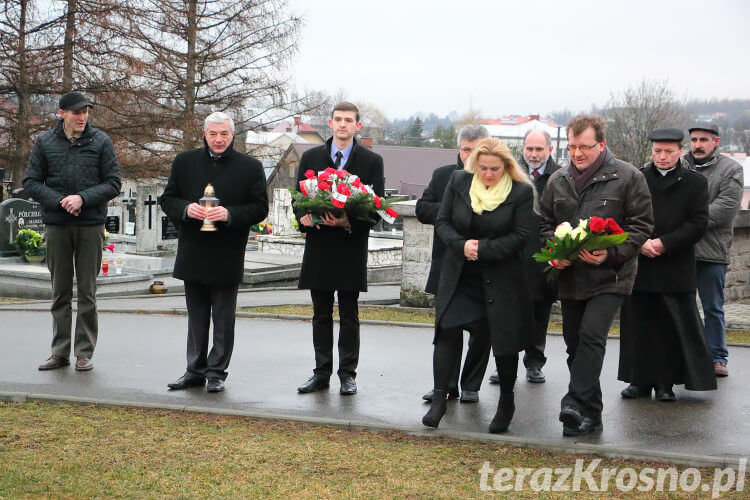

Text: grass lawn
xmin=0 ymin=401 xmax=733 ymax=498
xmin=239 ymin=305 xmax=750 ymax=345
xmin=0 ymin=297 xmax=29 ymax=303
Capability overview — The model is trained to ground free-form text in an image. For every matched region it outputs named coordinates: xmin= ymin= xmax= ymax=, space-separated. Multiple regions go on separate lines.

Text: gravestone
xmin=105 ymin=215 xmax=120 ymax=234
xmin=271 ymin=188 xmax=295 ymax=236
xmin=0 ymin=198 xmax=45 ymax=256
xmin=135 ymin=184 xmax=159 ymax=253
xmin=161 ymin=216 xmax=178 ymax=240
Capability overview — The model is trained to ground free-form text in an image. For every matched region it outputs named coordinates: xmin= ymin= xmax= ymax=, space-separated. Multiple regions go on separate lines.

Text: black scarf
xmin=570 ymin=149 xmax=607 ymax=194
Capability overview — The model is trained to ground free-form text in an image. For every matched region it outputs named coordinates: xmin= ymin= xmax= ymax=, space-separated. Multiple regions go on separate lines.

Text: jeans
xmin=696 ymin=261 xmax=729 ymax=364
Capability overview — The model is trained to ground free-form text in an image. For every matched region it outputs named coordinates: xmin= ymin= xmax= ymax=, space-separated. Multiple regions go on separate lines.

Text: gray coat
xmin=684 ymin=152 xmax=744 ymax=264
xmin=23 ymin=120 xmax=121 ymax=226
xmin=539 ymin=150 xmax=654 ymax=300
xmin=434 ymin=171 xmax=536 ymax=356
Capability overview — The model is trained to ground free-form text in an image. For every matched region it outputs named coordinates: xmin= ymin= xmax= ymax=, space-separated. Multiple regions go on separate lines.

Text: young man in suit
xmin=294 ymin=102 xmax=385 ymax=396
xmin=161 ymin=112 xmax=268 ymax=393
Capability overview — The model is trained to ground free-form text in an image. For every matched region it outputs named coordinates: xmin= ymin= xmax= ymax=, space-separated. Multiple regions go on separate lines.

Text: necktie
xmin=532 ymin=169 xmax=540 ymax=180
xmin=334 ymin=151 xmax=343 ymax=169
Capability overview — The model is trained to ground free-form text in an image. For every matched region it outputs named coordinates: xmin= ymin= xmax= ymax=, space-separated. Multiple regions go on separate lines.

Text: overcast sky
xmin=287 ymin=0 xmax=749 ymax=120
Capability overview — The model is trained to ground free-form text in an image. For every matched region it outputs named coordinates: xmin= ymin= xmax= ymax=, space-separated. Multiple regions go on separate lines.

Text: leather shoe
xmin=488 ymin=370 xmax=500 ymax=384
xmin=559 ymin=405 xmax=583 ymax=435
xmin=564 ymin=416 xmax=603 ymax=436
xmin=75 ymin=356 xmax=93 ymax=371
xmin=297 ymin=375 xmax=330 ymax=393
xmin=526 ymin=366 xmax=545 ymax=383
xmin=423 ymin=389 xmax=459 ymax=401
xmin=460 ymin=390 xmax=479 ymax=403
xmin=714 ymin=361 xmax=728 ymax=377
xmin=422 ymin=389 xmax=448 ymax=428
xmin=340 ymin=376 xmax=357 ymax=395
xmin=38 ymin=355 xmax=69 ymax=371
xmin=655 ymin=385 xmax=676 ymax=402
xmin=167 ymin=374 xmax=205 ymax=390
xmin=206 ymin=378 xmax=225 ymax=393
xmin=621 ymin=384 xmax=652 ymax=399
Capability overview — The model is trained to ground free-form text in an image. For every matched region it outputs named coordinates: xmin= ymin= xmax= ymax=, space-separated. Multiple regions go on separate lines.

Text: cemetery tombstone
xmin=135 ymin=184 xmax=159 ymax=253
xmin=271 ymin=188 xmax=295 ymax=236
xmin=0 ymin=198 xmax=45 ymax=256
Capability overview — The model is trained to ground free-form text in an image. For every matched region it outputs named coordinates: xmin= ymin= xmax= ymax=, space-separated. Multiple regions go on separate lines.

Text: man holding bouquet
xmin=538 ymin=114 xmax=653 ymax=436
xmin=294 ymin=102 xmax=385 ymax=396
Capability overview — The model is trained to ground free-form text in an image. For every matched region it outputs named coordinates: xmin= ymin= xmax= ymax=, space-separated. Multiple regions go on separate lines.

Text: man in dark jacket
xmin=416 ymin=124 xmax=490 ymax=403
xmin=489 ymin=128 xmax=561 ymax=386
xmin=683 ymin=123 xmax=743 ymax=378
xmin=294 ymin=102 xmax=385 ymax=396
xmin=619 ymin=128 xmax=715 ymax=401
xmin=539 ymin=114 xmax=653 ymax=436
xmin=162 ymin=112 xmax=268 ymax=393
xmin=23 ymin=91 xmax=121 ymax=372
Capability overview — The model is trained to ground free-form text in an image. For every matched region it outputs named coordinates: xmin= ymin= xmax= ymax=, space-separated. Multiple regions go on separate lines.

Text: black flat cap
xmin=59 ymin=91 xmax=93 ymax=111
xmin=649 ymin=128 xmax=684 ymax=142
xmin=688 ymin=122 xmax=719 ymax=136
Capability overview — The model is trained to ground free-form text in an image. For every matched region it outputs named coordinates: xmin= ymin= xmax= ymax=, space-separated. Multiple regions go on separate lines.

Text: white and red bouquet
xmin=532 ymin=216 xmax=627 ymax=279
xmin=290 ymin=168 xmax=399 ymax=224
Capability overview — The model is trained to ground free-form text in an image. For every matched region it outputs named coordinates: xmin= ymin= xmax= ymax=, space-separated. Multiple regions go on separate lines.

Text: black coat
xmin=415 ymin=154 xmax=463 ymax=294
xmin=23 ymin=120 xmax=121 ymax=225
xmin=295 ymin=138 xmax=385 ymax=291
xmin=518 ymin=156 xmax=561 ymax=303
xmin=160 ymin=143 xmax=268 ymax=287
xmin=633 ymin=161 xmax=708 ymax=292
xmin=434 ymin=171 xmax=535 ymax=356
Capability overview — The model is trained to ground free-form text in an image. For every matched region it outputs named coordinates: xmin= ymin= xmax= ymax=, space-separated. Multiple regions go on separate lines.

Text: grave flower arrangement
xmin=289 ymin=168 xmax=398 ymax=224
xmin=103 ymin=229 xmax=115 ymax=253
xmin=532 ymin=216 xmax=627 ymax=279
xmin=14 ymin=228 xmax=46 ymax=258
xmin=250 ymin=221 xmax=273 ymax=235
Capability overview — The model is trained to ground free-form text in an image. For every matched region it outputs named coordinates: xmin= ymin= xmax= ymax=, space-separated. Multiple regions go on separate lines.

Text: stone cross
xmin=135 ymin=184 xmax=159 ymax=253
xmin=5 ymin=207 xmax=17 ymax=242
xmin=271 ymin=188 xmax=295 ymax=236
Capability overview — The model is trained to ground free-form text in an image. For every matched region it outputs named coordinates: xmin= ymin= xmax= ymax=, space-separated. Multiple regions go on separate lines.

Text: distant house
xmin=246 ymin=117 xmax=325 ymax=173
xmin=267 ymin=142 xmax=459 ymax=201
xmin=478 ymin=115 xmax=569 ymax=163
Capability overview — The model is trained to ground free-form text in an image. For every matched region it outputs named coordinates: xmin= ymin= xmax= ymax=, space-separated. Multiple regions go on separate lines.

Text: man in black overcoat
xmin=294 ymin=102 xmax=385 ymax=396
xmin=416 ymin=124 xmax=491 ymax=403
xmin=161 ymin=112 xmax=268 ymax=393
xmin=618 ymin=128 xmax=716 ymax=401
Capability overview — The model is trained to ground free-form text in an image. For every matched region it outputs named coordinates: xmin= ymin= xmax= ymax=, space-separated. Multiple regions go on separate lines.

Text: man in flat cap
xmin=684 ymin=123 xmax=743 ymax=377
xmin=23 ymin=91 xmax=122 ymax=372
xmin=618 ymin=128 xmax=716 ymax=402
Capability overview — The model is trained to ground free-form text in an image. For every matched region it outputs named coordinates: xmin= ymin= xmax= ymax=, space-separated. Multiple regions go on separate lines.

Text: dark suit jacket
xmin=633 ymin=161 xmax=708 ymax=292
xmin=415 ymin=154 xmax=463 ymax=294
xmin=434 ymin=170 xmax=536 ymax=356
xmin=160 ymin=143 xmax=268 ymax=287
xmin=294 ymin=138 xmax=385 ymax=291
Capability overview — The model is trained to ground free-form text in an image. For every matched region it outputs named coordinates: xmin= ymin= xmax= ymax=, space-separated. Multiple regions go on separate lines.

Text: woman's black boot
xmin=489 ymin=394 xmax=515 ymax=433
xmin=422 ymin=389 xmax=448 ymax=428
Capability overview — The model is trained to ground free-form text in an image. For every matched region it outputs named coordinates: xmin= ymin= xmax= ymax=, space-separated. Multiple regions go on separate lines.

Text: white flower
xmin=554 ymin=222 xmax=573 ymax=239
xmin=571 ymin=227 xmax=587 ymax=241
xmin=576 ymin=218 xmax=589 ymax=231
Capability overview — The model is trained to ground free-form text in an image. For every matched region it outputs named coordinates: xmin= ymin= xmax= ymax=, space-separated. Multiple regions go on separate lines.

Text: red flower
xmin=588 ymin=216 xmax=606 ymax=233
xmin=374 ymin=195 xmax=382 ymax=208
xmin=335 ymin=170 xmax=347 ymax=179
xmin=337 ymin=184 xmax=351 ymax=196
xmin=352 ymin=178 xmax=363 ymax=188
xmin=323 ymin=167 xmax=336 ymax=175
xmin=318 ymin=171 xmax=330 ymax=181
xmin=339 ymin=170 xmax=350 ymax=177
xmin=318 ymin=181 xmax=331 ymax=191
xmin=605 ymin=218 xmax=624 ymax=234
xmin=385 ymin=207 xmax=398 ymax=218
xmin=304 ymin=169 xmax=315 ymax=179
xmin=104 ymin=244 xmax=115 ymax=253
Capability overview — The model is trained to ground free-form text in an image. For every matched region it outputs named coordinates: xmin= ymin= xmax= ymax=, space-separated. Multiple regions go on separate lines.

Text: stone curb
xmin=0 ymin=391 xmax=742 ymax=470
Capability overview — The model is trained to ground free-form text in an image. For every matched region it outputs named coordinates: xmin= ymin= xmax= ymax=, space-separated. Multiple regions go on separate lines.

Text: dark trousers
xmin=184 ymin=281 xmax=239 ymax=380
xmin=443 ymin=325 xmax=492 ymax=392
xmin=523 ymin=298 xmax=553 ymax=369
xmin=433 ymin=326 xmax=517 ymax=396
xmin=310 ymin=289 xmax=360 ymax=379
xmin=46 ymin=224 xmax=103 ymax=359
xmin=560 ymin=294 xmax=623 ymax=418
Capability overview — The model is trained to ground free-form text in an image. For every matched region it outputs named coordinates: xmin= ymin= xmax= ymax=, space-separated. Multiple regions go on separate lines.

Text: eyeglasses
xmin=566 ymin=143 xmax=600 ymax=152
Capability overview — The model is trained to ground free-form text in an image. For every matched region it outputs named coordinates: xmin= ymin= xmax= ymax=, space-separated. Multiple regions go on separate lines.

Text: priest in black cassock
xmin=618 ymin=128 xmax=716 ymax=401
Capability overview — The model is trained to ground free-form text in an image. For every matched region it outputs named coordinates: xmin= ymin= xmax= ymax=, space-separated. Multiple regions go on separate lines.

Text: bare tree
xmin=602 ymin=79 xmax=688 ymax=167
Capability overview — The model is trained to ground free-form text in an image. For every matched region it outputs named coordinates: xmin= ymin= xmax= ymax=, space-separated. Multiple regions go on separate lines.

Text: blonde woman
xmin=422 ymin=137 xmax=536 ymax=433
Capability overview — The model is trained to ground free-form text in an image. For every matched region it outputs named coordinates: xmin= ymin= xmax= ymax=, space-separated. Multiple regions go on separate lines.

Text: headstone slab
xmin=135 ymin=184 xmax=159 ymax=253
xmin=105 ymin=215 xmax=120 ymax=234
xmin=271 ymin=188 xmax=295 ymax=236
xmin=161 ymin=216 xmax=178 ymax=240
xmin=0 ymin=198 xmax=44 ymax=257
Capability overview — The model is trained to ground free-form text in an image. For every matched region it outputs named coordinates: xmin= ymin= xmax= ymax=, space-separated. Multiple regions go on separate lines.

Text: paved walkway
xmin=0 ymin=308 xmax=747 ymax=468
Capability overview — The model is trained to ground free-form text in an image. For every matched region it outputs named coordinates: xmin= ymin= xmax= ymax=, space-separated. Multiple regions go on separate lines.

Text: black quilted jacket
xmin=23 ymin=120 xmax=121 ymax=225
